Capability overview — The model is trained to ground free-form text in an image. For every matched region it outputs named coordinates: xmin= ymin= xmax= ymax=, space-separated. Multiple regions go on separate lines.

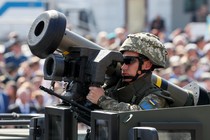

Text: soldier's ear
xmin=137 ymin=70 xmax=142 ymax=75
xmin=143 ymin=60 xmax=153 ymax=70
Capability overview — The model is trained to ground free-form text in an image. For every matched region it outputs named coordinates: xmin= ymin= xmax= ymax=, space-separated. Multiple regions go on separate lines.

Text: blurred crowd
xmin=0 ymin=32 xmax=63 ymax=114
xmin=1 ymin=21 xmax=210 ymax=117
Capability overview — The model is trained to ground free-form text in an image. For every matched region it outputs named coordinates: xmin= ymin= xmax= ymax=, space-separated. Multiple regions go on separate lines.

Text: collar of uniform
xmin=131 ymin=72 xmax=153 ymax=96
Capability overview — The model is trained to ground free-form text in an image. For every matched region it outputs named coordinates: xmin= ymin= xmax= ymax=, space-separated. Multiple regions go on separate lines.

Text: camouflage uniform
xmin=97 ymin=32 xmax=173 ymax=111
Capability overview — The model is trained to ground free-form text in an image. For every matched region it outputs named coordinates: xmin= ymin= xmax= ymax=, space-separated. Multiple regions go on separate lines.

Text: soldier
xmin=86 ymin=32 xmax=173 ymax=111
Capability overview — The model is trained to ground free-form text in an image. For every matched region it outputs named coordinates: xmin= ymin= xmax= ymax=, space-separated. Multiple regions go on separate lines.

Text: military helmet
xmin=120 ymin=32 xmax=167 ymax=68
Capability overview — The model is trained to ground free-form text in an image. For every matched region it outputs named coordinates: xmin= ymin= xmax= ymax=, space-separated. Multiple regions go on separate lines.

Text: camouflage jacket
xmin=97 ymin=72 xmax=173 ymax=111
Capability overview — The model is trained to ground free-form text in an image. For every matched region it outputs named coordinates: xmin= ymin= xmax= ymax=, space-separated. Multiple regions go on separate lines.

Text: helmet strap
xmin=130 ymin=59 xmax=144 ymax=82
xmin=131 ymin=58 xmax=151 ymax=82
xmin=122 ymin=59 xmax=143 ymax=82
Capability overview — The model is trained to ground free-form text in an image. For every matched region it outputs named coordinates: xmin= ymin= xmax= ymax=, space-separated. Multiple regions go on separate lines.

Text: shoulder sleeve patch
xmin=139 ymin=99 xmax=157 ymax=110
xmin=139 ymin=94 xmax=165 ymax=110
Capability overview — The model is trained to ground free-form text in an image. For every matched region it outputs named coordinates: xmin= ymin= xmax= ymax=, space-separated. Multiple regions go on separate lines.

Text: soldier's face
xmin=121 ymin=51 xmax=140 ymax=82
xmin=121 ymin=51 xmax=153 ymax=82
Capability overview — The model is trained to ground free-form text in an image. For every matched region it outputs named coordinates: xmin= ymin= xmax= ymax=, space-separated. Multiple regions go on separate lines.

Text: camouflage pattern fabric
xmin=98 ymin=93 xmax=168 ymax=111
xmin=120 ymin=32 xmax=168 ymax=68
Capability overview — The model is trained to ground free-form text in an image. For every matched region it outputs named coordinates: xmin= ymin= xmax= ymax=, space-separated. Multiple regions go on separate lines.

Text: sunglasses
xmin=122 ymin=56 xmax=139 ymax=65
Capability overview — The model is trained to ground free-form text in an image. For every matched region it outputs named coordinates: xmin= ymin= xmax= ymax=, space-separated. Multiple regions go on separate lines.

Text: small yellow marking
xmin=149 ymin=99 xmax=155 ymax=106
xmin=63 ymin=51 xmax=70 ymax=55
xmin=155 ymin=75 xmax=162 ymax=88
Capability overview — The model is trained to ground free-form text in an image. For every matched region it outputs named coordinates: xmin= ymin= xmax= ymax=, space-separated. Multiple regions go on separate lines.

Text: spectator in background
xmin=21 ymin=43 xmax=32 ymax=58
xmin=0 ymin=44 xmax=5 ymax=63
xmin=31 ymin=90 xmax=45 ymax=113
xmin=168 ymin=28 xmax=184 ymax=42
xmin=4 ymin=81 xmax=17 ymax=105
xmin=96 ymin=31 xmax=109 ymax=48
xmin=0 ymin=44 xmax=6 ymax=76
xmin=16 ymin=76 xmax=27 ymax=88
xmin=175 ymin=44 xmax=188 ymax=63
xmin=164 ymin=42 xmax=176 ymax=58
xmin=184 ymin=63 xmax=197 ymax=82
xmin=200 ymin=43 xmax=210 ymax=69
xmin=0 ymin=62 xmax=20 ymax=84
xmin=28 ymin=56 xmax=41 ymax=72
xmin=150 ymin=15 xmax=165 ymax=32
xmin=156 ymin=67 xmax=173 ymax=81
xmin=184 ymin=43 xmax=200 ymax=61
xmin=168 ymin=56 xmax=185 ymax=80
xmin=8 ymin=85 xmax=37 ymax=114
xmin=17 ymin=56 xmax=41 ymax=82
xmin=183 ymin=23 xmax=194 ymax=42
xmin=114 ymin=27 xmax=127 ymax=46
xmin=172 ymin=34 xmax=188 ymax=47
xmin=194 ymin=36 xmax=206 ymax=57
xmin=4 ymin=39 xmax=27 ymax=68
xmin=107 ymin=32 xmax=119 ymax=50
xmin=20 ymin=81 xmax=36 ymax=105
xmin=0 ymin=87 xmax=9 ymax=113
xmin=164 ymin=42 xmax=176 ymax=67
xmin=191 ymin=5 xmax=209 ymax=22
xmin=199 ymin=72 xmax=210 ymax=91
xmin=31 ymin=76 xmax=44 ymax=91
xmin=18 ymin=61 xmax=33 ymax=81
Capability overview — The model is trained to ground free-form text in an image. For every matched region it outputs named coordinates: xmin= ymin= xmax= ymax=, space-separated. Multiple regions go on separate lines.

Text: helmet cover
xmin=120 ymin=32 xmax=168 ymax=68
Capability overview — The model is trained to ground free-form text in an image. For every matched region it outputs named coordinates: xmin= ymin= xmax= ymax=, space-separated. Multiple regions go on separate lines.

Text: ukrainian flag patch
xmin=139 ymin=99 xmax=157 ymax=110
